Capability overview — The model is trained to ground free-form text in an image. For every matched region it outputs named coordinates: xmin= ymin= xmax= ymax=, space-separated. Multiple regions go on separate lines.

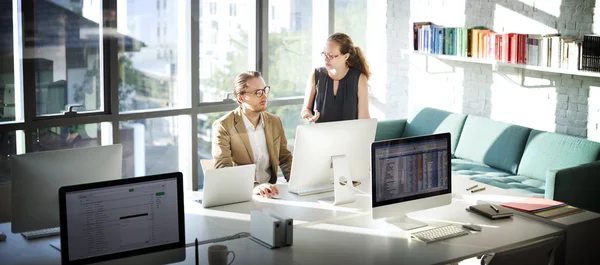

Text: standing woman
xmin=301 ymin=33 xmax=370 ymax=123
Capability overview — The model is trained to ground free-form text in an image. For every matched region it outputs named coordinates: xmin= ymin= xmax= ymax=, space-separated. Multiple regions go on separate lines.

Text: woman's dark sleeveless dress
xmin=312 ymin=67 xmax=361 ymax=123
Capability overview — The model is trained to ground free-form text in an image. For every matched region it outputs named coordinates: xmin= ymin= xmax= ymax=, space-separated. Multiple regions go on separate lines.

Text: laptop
xmin=201 ymin=164 xmax=256 ymax=208
xmin=58 ymin=172 xmax=186 ymax=265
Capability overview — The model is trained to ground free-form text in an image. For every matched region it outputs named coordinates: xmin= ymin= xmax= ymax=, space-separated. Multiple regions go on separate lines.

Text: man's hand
xmin=253 ymin=183 xmax=279 ymax=198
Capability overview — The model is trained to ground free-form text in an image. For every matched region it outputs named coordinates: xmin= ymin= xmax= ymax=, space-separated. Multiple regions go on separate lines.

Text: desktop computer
xmin=11 ymin=144 xmax=123 ymax=239
xmin=288 ymin=118 xmax=377 ymax=204
xmin=371 ymin=133 xmax=452 ymax=230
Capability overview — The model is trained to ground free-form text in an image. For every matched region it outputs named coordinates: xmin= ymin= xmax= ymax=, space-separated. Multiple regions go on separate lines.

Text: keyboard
xmin=288 ymin=184 xmax=334 ymax=196
xmin=21 ymin=227 xmax=61 ymax=240
xmin=411 ymin=225 xmax=469 ymax=243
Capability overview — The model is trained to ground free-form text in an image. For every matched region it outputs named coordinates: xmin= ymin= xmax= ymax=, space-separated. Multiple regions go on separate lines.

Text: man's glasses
xmin=242 ymin=86 xmax=270 ymax=97
xmin=321 ymin=52 xmax=341 ymax=60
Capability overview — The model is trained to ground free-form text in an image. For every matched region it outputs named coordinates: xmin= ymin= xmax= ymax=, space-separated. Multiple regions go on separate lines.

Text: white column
xmin=366 ymin=0 xmax=388 ymax=120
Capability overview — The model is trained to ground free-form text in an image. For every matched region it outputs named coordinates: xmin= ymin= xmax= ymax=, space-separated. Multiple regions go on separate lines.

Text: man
xmin=212 ymin=71 xmax=293 ymax=198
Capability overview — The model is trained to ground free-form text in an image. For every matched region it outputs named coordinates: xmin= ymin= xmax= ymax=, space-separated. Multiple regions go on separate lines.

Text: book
xmin=468 ymin=204 xmax=514 ymax=220
xmin=534 ymin=205 xmax=583 ymax=220
xmin=501 ymin=197 xmax=565 ymax=212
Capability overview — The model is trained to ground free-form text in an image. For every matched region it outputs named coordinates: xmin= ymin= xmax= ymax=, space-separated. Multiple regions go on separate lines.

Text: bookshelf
xmin=403 ymin=50 xmax=600 ymax=79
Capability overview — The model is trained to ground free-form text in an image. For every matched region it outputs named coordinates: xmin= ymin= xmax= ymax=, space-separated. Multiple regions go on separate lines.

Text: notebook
xmin=468 ymin=204 xmax=514 ymax=220
xmin=501 ymin=197 xmax=565 ymax=212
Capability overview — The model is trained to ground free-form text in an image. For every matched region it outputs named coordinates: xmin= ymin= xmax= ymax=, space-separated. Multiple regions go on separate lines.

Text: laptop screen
xmin=59 ymin=173 xmax=185 ymax=265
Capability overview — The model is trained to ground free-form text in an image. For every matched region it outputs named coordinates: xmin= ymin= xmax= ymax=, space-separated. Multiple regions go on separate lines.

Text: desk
xmin=0 ymin=179 xmax=565 ymax=265
xmin=453 ymin=176 xmax=600 ymax=265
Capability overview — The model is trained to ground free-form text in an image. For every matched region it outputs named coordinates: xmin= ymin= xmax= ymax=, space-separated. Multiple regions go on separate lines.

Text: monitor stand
xmin=385 ymin=214 xmax=427 ymax=231
xmin=318 ymin=155 xmax=356 ymax=206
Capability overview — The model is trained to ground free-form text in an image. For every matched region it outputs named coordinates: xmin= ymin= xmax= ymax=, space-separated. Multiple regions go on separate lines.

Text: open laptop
xmin=201 ymin=164 xmax=256 ymax=208
xmin=58 ymin=172 xmax=185 ymax=265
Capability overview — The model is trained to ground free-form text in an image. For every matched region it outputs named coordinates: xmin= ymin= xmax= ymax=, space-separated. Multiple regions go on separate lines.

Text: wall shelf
xmin=402 ymin=50 xmax=600 ymax=79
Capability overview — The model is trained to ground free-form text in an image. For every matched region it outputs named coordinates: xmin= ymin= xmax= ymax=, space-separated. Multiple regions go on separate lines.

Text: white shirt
xmin=242 ymin=112 xmax=271 ymax=184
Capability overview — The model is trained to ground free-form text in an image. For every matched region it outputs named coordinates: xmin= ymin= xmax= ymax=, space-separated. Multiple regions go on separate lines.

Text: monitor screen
xmin=59 ymin=173 xmax=184 ymax=265
xmin=371 ymin=133 xmax=451 ymax=207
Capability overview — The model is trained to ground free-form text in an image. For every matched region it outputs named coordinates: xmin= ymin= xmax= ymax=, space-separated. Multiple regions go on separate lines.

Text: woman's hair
xmin=233 ymin=71 xmax=261 ymax=104
xmin=327 ymin=32 xmax=371 ymax=79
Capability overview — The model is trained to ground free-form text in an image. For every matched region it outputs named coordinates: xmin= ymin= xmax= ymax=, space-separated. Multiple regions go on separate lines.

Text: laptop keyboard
xmin=288 ymin=184 xmax=334 ymax=196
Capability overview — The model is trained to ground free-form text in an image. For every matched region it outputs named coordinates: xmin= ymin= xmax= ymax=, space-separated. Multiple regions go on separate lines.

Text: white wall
xmin=387 ymin=0 xmax=600 ymax=140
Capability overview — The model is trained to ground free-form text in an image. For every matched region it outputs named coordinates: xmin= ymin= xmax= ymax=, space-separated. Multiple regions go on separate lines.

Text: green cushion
xmin=375 ymin=119 xmax=406 ymax=141
xmin=452 ymin=159 xmax=544 ymax=197
xmin=454 ymin=115 xmax=531 ymax=174
xmin=518 ymin=130 xmax=600 ymax=181
xmin=402 ymin=107 xmax=467 ymax=154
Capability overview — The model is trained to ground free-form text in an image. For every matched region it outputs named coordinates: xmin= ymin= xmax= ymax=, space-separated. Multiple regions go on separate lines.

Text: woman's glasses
xmin=242 ymin=86 xmax=270 ymax=97
xmin=321 ymin=52 xmax=341 ymax=60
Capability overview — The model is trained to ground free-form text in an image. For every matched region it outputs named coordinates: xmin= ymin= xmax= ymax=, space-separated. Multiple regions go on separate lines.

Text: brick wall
xmin=386 ymin=0 xmax=600 ymax=140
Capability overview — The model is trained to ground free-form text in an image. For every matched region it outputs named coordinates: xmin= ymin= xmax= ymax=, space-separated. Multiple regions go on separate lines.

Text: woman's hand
xmin=253 ymin=183 xmax=279 ymax=198
xmin=301 ymin=109 xmax=320 ymax=123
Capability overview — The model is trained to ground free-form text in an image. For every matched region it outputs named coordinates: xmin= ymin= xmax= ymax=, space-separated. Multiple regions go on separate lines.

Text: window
xmin=210 ymin=2 xmax=217 ymax=15
xmin=268 ymin=0 xmax=313 ymax=98
xmin=229 ymin=3 xmax=237 ymax=17
xmin=0 ymin=131 xmax=16 ymax=184
xmin=120 ymin=117 xmax=180 ymax=178
xmin=118 ymin=1 xmax=181 ymax=112
xmin=29 ymin=1 xmax=104 ymax=116
xmin=267 ymin=104 xmax=304 ymax=151
xmin=199 ymin=1 xmax=253 ymax=103
xmin=33 ymin=124 xmax=102 ymax=152
xmin=197 ymin=111 xmax=228 ymax=189
xmin=334 ymin=0 xmax=367 ymax=51
xmin=0 ymin=1 xmax=15 ymax=122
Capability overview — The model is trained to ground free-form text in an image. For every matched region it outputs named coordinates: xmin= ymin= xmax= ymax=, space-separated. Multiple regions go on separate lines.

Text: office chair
xmin=480 ymin=236 xmax=562 ymax=265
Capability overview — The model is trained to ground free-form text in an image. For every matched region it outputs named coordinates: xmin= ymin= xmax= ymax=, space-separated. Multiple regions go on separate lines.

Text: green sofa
xmin=375 ymin=107 xmax=600 ymax=213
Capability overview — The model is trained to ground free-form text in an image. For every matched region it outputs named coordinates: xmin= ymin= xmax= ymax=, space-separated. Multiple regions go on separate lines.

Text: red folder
xmin=501 ymin=197 xmax=565 ymax=212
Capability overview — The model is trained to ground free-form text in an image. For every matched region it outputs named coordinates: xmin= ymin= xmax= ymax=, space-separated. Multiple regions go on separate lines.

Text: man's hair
xmin=233 ymin=71 xmax=261 ymax=104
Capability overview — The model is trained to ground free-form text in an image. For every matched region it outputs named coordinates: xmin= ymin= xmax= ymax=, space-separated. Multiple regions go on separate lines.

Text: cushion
xmin=375 ymin=119 xmax=406 ymax=141
xmin=454 ymin=115 xmax=531 ymax=174
xmin=452 ymin=159 xmax=545 ymax=197
xmin=402 ymin=107 xmax=467 ymax=154
xmin=518 ymin=130 xmax=600 ymax=181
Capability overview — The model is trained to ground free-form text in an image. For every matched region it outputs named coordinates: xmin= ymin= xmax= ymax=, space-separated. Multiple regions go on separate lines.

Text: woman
xmin=301 ymin=33 xmax=370 ymax=123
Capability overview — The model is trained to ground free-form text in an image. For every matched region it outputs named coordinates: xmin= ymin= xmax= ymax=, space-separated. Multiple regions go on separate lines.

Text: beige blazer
xmin=211 ymin=107 xmax=293 ymax=183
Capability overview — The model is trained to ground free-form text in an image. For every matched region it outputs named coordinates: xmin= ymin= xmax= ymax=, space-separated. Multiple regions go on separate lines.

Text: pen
xmin=466 ymin=184 xmax=478 ymax=191
xmin=471 ymin=187 xmax=486 ymax=193
xmin=195 ymin=238 xmax=199 ymax=265
xmin=490 ymin=203 xmax=499 ymax=213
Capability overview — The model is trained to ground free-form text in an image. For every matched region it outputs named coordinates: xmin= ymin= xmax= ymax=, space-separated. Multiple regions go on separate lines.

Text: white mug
xmin=208 ymin=245 xmax=235 ymax=265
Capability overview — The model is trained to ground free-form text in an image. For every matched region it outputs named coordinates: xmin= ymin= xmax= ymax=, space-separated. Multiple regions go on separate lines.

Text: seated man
xmin=212 ymin=71 xmax=293 ymax=198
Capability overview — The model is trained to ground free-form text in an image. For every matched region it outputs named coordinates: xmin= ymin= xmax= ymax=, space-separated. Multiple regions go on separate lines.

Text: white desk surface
xmin=0 ymin=177 xmax=565 ymax=265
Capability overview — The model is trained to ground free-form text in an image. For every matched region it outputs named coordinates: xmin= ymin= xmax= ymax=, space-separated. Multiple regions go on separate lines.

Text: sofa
xmin=375 ymin=107 xmax=600 ymax=213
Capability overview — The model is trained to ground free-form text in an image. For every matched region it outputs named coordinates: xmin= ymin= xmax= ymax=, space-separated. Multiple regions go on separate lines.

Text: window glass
xmin=199 ymin=1 xmax=253 ymax=103
xmin=29 ymin=0 xmax=103 ymax=116
xmin=120 ymin=117 xmax=179 ymax=178
xmin=268 ymin=0 xmax=312 ymax=98
xmin=118 ymin=0 xmax=181 ymax=111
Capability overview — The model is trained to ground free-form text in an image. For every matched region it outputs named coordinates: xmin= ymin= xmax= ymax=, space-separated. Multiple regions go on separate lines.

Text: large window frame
xmin=0 ymin=0 xmax=336 ymax=191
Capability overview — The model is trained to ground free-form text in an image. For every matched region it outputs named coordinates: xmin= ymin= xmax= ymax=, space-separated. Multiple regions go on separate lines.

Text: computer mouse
xmin=269 ymin=194 xmax=281 ymax=199
xmin=0 ymin=232 xmax=6 ymax=242
xmin=462 ymin=224 xmax=482 ymax=232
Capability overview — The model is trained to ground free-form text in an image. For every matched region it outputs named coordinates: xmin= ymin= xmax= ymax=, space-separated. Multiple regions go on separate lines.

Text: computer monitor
xmin=11 ymin=145 xmax=123 ymax=235
xmin=58 ymin=172 xmax=185 ymax=265
xmin=371 ymin=133 xmax=452 ymax=230
xmin=289 ymin=118 xmax=377 ymax=189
